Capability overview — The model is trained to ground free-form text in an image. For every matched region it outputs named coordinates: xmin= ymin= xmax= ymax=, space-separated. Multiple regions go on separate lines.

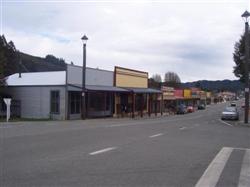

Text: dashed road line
xmin=179 ymin=126 xmax=187 ymax=130
xmin=195 ymin=147 xmax=233 ymax=187
xmin=149 ymin=133 xmax=163 ymax=138
xmin=89 ymin=147 xmax=117 ymax=155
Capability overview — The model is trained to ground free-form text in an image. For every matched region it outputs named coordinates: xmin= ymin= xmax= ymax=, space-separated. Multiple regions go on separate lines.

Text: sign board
xmin=184 ymin=89 xmax=192 ymax=98
xmin=161 ymin=86 xmax=174 ymax=92
xmin=3 ymin=98 xmax=11 ymax=122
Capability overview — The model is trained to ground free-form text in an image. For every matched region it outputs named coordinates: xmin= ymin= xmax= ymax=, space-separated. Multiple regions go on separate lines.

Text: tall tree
xmin=164 ymin=71 xmax=181 ymax=88
xmin=0 ymin=49 xmax=7 ymax=86
xmin=233 ymin=33 xmax=250 ymax=82
xmin=151 ymin=74 xmax=162 ymax=83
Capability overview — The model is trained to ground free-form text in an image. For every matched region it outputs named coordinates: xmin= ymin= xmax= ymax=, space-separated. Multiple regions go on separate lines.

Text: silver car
xmin=221 ymin=107 xmax=239 ymax=120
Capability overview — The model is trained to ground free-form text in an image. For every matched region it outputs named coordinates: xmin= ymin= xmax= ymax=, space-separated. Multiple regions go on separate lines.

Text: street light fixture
xmin=241 ymin=11 xmax=250 ymax=123
xmin=81 ymin=34 xmax=88 ymax=120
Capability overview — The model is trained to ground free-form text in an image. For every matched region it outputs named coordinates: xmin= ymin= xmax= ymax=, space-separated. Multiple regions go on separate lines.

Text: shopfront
xmin=114 ymin=66 xmax=162 ymax=118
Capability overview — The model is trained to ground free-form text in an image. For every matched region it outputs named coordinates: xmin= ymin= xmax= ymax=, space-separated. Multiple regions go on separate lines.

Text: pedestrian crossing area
xmin=195 ymin=147 xmax=250 ymax=187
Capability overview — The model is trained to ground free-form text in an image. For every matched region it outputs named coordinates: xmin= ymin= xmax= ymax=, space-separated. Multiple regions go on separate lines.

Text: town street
xmin=1 ymin=102 xmax=250 ymax=187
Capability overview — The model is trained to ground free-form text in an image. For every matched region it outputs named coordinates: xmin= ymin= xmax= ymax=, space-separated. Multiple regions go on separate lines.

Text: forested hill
xmin=0 ymin=35 xmax=67 ymax=79
xmin=182 ymin=80 xmax=243 ymax=92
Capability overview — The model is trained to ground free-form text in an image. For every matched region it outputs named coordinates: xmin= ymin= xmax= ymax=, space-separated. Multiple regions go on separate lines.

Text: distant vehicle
xmin=221 ymin=106 xmax=239 ymax=120
xmin=187 ymin=106 xmax=194 ymax=113
xmin=176 ymin=104 xmax=187 ymax=114
xmin=230 ymin=102 xmax=236 ymax=107
xmin=198 ymin=104 xmax=206 ymax=110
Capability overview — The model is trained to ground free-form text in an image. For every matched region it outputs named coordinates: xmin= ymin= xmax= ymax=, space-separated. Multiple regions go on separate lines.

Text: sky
xmin=1 ymin=0 xmax=250 ymax=82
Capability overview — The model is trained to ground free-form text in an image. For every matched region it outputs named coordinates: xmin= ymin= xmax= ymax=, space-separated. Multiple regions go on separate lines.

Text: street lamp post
xmin=81 ymin=35 xmax=88 ymax=120
xmin=242 ymin=11 xmax=250 ymax=124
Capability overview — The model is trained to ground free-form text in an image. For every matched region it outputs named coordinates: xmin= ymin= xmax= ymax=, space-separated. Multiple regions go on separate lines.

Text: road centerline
xmin=149 ymin=133 xmax=164 ymax=138
xmin=89 ymin=147 xmax=117 ymax=156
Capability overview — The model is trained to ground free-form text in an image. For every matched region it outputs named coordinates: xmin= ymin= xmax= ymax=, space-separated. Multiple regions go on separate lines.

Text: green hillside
xmin=0 ymin=35 xmax=66 ymax=85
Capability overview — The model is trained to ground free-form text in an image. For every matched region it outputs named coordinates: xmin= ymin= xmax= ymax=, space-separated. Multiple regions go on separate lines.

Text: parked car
xmin=221 ymin=106 xmax=239 ymax=120
xmin=198 ymin=104 xmax=206 ymax=110
xmin=176 ymin=104 xmax=187 ymax=114
xmin=187 ymin=106 xmax=194 ymax=113
xmin=230 ymin=102 xmax=236 ymax=107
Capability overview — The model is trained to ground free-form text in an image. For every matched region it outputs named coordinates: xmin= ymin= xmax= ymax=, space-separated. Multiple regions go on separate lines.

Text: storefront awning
xmin=67 ymin=84 xmax=129 ymax=92
xmin=126 ymin=87 xmax=162 ymax=94
xmin=86 ymin=85 xmax=129 ymax=92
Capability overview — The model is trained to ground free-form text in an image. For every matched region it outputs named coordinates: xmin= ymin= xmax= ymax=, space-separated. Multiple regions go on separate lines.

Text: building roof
xmin=126 ymin=87 xmax=162 ymax=94
xmin=68 ymin=84 xmax=129 ymax=92
xmin=6 ymin=71 xmax=66 ymax=86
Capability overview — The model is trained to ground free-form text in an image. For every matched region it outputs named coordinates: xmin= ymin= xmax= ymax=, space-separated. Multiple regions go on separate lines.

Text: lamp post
xmin=81 ymin=35 xmax=88 ymax=120
xmin=242 ymin=11 xmax=250 ymax=123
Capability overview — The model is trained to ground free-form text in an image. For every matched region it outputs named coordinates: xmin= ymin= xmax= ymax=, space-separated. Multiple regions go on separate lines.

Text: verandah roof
xmin=68 ymin=84 xmax=162 ymax=94
xmin=67 ymin=84 xmax=129 ymax=92
xmin=125 ymin=87 xmax=162 ymax=94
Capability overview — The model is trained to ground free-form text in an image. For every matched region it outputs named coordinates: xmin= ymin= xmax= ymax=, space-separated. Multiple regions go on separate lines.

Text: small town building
xmin=1 ymin=64 xmax=162 ymax=120
xmin=113 ymin=66 xmax=162 ymax=118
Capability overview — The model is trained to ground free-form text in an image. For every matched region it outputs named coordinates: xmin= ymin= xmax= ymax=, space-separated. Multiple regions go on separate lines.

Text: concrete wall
xmin=6 ymin=86 xmax=66 ymax=120
xmin=67 ymin=65 xmax=114 ymax=86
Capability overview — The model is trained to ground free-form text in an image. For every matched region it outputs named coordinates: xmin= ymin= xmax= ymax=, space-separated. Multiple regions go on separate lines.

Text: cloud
xmin=2 ymin=1 xmax=248 ymax=82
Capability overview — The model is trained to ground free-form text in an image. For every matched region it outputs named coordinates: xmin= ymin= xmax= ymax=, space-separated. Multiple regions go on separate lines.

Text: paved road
xmin=0 ymin=102 xmax=250 ymax=187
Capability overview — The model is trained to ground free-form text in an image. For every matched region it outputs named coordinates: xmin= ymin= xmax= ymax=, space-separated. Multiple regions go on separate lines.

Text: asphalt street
xmin=0 ymin=101 xmax=250 ymax=187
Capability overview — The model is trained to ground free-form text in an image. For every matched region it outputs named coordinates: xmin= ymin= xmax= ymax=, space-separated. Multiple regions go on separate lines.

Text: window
xmin=89 ymin=92 xmax=111 ymax=111
xmin=135 ymin=94 xmax=147 ymax=111
xmin=70 ymin=92 xmax=81 ymax=114
xmin=50 ymin=91 xmax=60 ymax=114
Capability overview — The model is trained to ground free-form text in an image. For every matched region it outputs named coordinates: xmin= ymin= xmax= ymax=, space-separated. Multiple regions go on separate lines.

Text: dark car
xmin=176 ymin=104 xmax=187 ymax=114
xmin=221 ymin=106 xmax=239 ymax=120
xmin=198 ymin=104 xmax=206 ymax=110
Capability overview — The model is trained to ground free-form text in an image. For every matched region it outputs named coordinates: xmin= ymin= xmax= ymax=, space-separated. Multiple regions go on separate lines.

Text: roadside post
xmin=4 ymin=98 xmax=11 ymax=122
xmin=241 ymin=10 xmax=250 ymax=123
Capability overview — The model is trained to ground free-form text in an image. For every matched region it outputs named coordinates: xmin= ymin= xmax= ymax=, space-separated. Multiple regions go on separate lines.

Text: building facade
xmin=2 ymin=65 xmax=162 ymax=120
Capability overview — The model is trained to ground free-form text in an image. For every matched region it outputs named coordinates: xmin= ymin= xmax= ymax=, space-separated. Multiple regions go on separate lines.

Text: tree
xmin=151 ymin=74 xmax=162 ymax=83
xmin=45 ymin=54 xmax=66 ymax=65
xmin=233 ymin=33 xmax=250 ymax=82
xmin=163 ymin=71 xmax=181 ymax=88
xmin=0 ymin=49 xmax=7 ymax=86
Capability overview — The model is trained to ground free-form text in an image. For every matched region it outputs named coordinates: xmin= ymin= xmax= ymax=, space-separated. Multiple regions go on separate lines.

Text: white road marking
xmin=195 ymin=147 xmax=233 ymax=187
xmin=238 ymin=149 xmax=250 ymax=187
xmin=0 ymin=124 xmax=24 ymax=128
xmin=229 ymin=147 xmax=250 ymax=151
xmin=179 ymin=127 xmax=187 ymax=130
xmin=89 ymin=147 xmax=117 ymax=155
xmin=218 ymin=119 xmax=233 ymax=127
xmin=149 ymin=133 xmax=163 ymax=138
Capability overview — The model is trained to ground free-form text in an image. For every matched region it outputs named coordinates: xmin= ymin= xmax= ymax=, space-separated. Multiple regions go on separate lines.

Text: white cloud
xmin=2 ymin=1 xmax=249 ymax=82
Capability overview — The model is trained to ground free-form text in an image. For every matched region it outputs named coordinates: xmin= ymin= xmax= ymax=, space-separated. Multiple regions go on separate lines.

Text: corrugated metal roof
xmin=68 ymin=84 xmax=129 ymax=92
xmin=126 ymin=87 xmax=162 ymax=94
xmin=6 ymin=71 xmax=66 ymax=86
xmin=87 ymin=85 xmax=129 ymax=92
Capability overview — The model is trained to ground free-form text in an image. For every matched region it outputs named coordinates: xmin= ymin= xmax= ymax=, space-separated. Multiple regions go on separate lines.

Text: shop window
xmin=50 ymin=91 xmax=60 ymax=114
xmin=70 ymin=92 xmax=81 ymax=114
xmin=136 ymin=94 xmax=147 ymax=111
xmin=89 ymin=92 xmax=110 ymax=111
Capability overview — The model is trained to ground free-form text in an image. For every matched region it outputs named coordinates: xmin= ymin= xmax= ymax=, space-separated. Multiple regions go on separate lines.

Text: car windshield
xmin=225 ymin=107 xmax=236 ymax=112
